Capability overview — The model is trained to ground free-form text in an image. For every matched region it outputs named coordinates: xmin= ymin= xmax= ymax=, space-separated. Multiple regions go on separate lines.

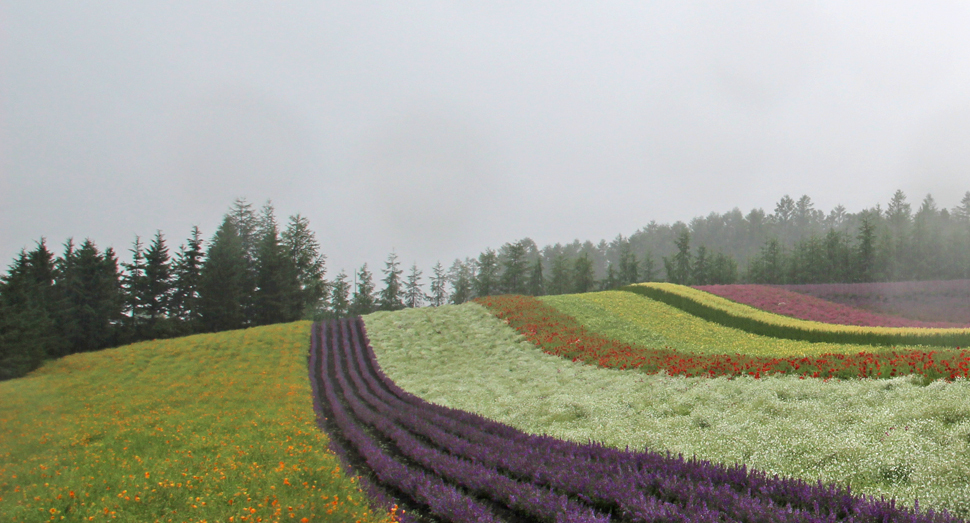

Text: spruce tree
xmin=404 ymin=263 xmax=426 ymax=308
xmin=499 ymin=241 xmax=528 ymax=294
xmin=618 ymin=243 xmax=639 ymax=285
xmin=663 ymin=230 xmax=693 ymax=284
xmin=198 ymin=217 xmax=247 ymax=332
xmin=0 ymin=243 xmax=62 ymax=379
xmin=526 ymin=257 xmax=545 ymax=297
xmin=171 ymin=226 xmax=204 ymax=331
xmin=429 ymin=262 xmax=448 ymax=307
xmin=54 ymin=239 xmax=123 ymax=354
xmin=329 ymin=271 xmax=351 ymax=318
xmin=253 ymin=206 xmax=302 ymax=325
xmin=572 ymin=253 xmax=595 ymax=293
xmin=121 ymin=236 xmax=148 ymax=337
xmin=282 ymin=214 xmax=328 ymax=319
xmin=548 ymin=253 xmax=571 ymax=295
xmin=692 ymin=245 xmax=709 ymax=285
xmin=228 ymin=198 xmax=259 ymax=324
xmin=143 ymin=231 xmax=173 ymax=334
xmin=473 ymin=249 xmax=499 ymax=298
xmin=448 ymin=259 xmax=473 ymax=304
xmin=349 ymin=264 xmax=376 ymax=316
xmin=377 ymin=252 xmax=405 ymax=311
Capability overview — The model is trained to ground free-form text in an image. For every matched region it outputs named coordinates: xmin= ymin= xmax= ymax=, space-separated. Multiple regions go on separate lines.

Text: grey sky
xmin=3 ymin=1 xmax=970 ymax=275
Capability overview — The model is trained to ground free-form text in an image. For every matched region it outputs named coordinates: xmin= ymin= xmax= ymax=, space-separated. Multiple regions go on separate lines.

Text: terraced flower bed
xmin=625 ymin=283 xmax=970 ymax=347
xmin=780 ymin=280 xmax=970 ymax=325
xmin=312 ymin=315 xmax=964 ymax=522
xmin=695 ymin=284 xmax=969 ymax=328
xmin=478 ymin=294 xmax=970 ymax=380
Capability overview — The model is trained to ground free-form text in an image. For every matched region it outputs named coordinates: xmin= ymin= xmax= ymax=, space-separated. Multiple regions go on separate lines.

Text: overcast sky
xmin=4 ymin=1 xmax=970 ymax=275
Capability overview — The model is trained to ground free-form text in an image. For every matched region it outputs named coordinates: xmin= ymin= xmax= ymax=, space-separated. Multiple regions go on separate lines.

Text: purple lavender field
xmin=779 ymin=280 xmax=970 ymax=325
xmin=309 ymin=316 xmax=963 ymax=523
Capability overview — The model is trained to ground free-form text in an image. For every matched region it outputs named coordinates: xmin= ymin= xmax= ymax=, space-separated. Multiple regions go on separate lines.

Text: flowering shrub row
xmin=476 ymin=294 xmax=970 ymax=381
xmin=695 ymin=284 xmax=969 ymax=328
xmin=627 ymin=283 xmax=970 ymax=347
xmin=780 ymin=280 xmax=970 ymax=325
xmin=311 ymin=315 xmax=966 ymax=522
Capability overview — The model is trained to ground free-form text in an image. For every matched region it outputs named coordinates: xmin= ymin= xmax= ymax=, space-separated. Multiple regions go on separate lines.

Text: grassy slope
xmin=543 ymin=290 xmax=935 ymax=357
xmin=0 ymin=322 xmax=393 ymax=523
xmin=366 ymin=303 xmax=970 ymax=517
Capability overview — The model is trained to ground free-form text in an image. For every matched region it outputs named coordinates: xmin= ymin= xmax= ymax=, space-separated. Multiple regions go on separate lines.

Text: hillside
xmin=0 ymin=322 xmax=394 ymax=523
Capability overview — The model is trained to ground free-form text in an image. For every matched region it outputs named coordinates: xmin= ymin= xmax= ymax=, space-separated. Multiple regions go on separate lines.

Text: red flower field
xmin=476 ymin=294 xmax=970 ymax=381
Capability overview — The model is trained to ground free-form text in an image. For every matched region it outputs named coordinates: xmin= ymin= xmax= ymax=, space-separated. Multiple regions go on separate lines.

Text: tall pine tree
xmin=377 ymin=252 xmax=405 ymax=311
xmin=198 ymin=217 xmax=247 ymax=332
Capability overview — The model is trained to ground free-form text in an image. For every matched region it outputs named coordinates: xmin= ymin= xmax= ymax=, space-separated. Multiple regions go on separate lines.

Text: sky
xmin=4 ymin=1 xmax=970 ymax=276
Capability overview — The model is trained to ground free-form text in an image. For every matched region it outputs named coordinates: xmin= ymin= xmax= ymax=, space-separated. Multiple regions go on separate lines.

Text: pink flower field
xmin=695 ymin=284 xmax=970 ymax=328
xmin=779 ymin=280 xmax=970 ymax=325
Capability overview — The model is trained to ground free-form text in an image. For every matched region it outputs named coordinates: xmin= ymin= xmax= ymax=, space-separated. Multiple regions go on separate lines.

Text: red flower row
xmin=475 ymin=295 xmax=970 ymax=381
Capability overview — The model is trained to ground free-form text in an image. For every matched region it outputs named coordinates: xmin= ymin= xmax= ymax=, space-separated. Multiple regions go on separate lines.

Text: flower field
xmin=695 ymin=284 xmax=969 ymax=328
xmin=481 ymin=293 xmax=970 ymax=380
xmin=780 ymin=281 xmax=970 ymax=325
xmin=0 ymin=322 xmax=394 ymax=523
xmin=316 ymin=313 xmax=964 ymax=522
xmin=365 ymin=303 xmax=970 ymax=518
xmin=625 ymin=283 xmax=970 ymax=347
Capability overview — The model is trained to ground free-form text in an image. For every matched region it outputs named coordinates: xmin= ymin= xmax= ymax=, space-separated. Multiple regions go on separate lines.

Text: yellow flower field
xmin=0 ymin=321 xmax=394 ymax=523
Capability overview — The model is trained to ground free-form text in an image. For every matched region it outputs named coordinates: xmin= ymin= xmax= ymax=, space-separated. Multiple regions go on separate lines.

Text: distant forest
xmin=2 ymin=190 xmax=970 ymax=380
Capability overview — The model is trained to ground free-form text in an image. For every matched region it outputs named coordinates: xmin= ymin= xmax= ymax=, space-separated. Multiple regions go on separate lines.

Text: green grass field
xmin=366 ymin=303 xmax=970 ymax=517
xmin=542 ymin=290 xmax=936 ymax=356
xmin=0 ymin=322 xmax=393 ymax=523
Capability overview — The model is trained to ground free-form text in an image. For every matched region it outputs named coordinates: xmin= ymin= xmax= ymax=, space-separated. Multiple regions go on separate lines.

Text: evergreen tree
xmin=526 ymin=257 xmax=545 ymax=296
xmin=0 ymin=242 xmax=62 ymax=379
xmin=329 ymin=271 xmax=351 ymax=318
xmin=282 ymin=214 xmax=328 ymax=319
xmin=709 ymin=252 xmax=738 ymax=284
xmin=602 ymin=263 xmax=619 ymax=290
xmin=143 ymin=231 xmax=173 ymax=333
xmin=429 ymin=262 xmax=448 ymax=307
xmin=572 ymin=253 xmax=595 ymax=293
xmin=856 ymin=212 xmax=877 ymax=282
xmin=664 ymin=230 xmax=692 ymax=284
xmin=171 ymin=226 xmax=204 ymax=330
xmin=377 ymin=252 xmax=405 ymax=311
xmin=349 ymin=264 xmax=376 ymax=316
xmin=692 ymin=245 xmax=709 ymax=285
xmin=548 ymin=253 xmax=571 ymax=295
xmin=228 ymin=198 xmax=260 ymax=324
xmin=641 ymin=249 xmax=656 ymax=282
xmin=499 ymin=241 xmax=528 ymax=294
xmin=253 ymin=207 xmax=302 ymax=325
xmin=404 ymin=263 xmax=426 ymax=308
xmin=198 ymin=217 xmax=247 ymax=332
xmin=449 ymin=259 xmax=474 ymax=304
xmin=121 ymin=236 xmax=148 ymax=336
xmin=474 ymin=249 xmax=499 ymax=298
xmin=618 ymin=243 xmax=639 ymax=285
xmin=55 ymin=239 xmax=124 ymax=354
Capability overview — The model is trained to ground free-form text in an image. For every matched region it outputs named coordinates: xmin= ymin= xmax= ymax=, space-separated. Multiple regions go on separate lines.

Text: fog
xmin=4 ymin=1 xmax=970 ymax=274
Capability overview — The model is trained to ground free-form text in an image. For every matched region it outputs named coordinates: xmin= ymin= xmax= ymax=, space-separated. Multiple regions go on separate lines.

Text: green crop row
xmin=624 ymin=283 xmax=970 ymax=347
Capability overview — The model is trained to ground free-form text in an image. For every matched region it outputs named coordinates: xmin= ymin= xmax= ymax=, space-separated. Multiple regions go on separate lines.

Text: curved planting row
xmin=310 ymin=316 xmax=964 ymax=522
xmin=625 ymin=283 xmax=970 ymax=347
xmin=780 ymin=280 xmax=970 ymax=325
xmin=477 ymin=294 xmax=970 ymax=381
xmin=695 ymin=284 xmax=970 ymax=329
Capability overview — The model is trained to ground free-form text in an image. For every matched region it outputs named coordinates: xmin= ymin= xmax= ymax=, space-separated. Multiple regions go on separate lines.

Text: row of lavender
xmin=309 ymin=317 xmax=963 ymax=523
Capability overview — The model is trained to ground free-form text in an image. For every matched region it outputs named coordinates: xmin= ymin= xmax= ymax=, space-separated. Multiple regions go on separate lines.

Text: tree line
xmin=3 ymin=190 xmax=970 ymax=380
xmin=0 ymin=199 xmax=327 ymax=380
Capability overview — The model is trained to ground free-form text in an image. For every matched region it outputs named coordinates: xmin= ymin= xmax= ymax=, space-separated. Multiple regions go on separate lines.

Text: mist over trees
xmin=3 ymin=190 xmax=970 ymax=380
